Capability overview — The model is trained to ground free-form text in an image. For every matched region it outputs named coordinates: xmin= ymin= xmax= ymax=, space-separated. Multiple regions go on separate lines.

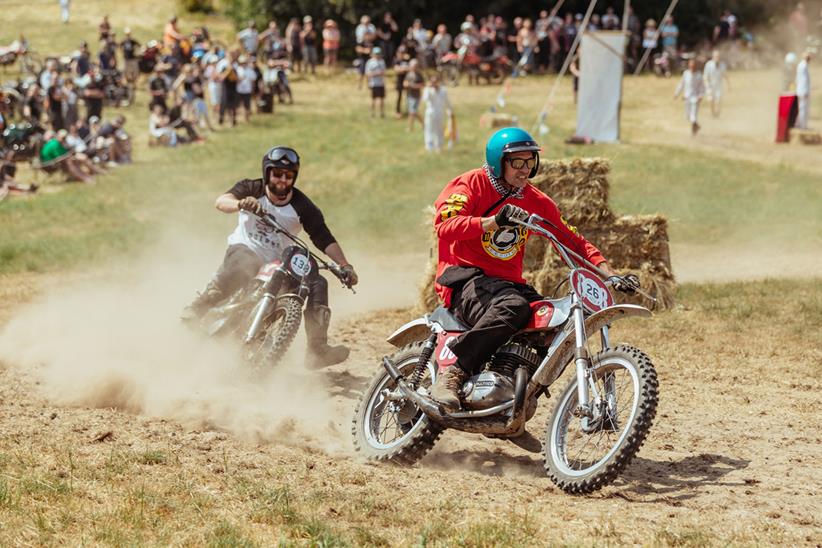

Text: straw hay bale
xmin=479 ymin=112 xmax=518 ymax=129
xmin=419 ymin=158 xmax=677 ymax=311
xmin=795 ymin=129 xmax=821 ymax=145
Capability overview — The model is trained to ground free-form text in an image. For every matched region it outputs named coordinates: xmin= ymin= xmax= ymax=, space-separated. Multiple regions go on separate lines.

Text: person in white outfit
xmin=422 ymin=75 xmax=452 ymax=152
xmin=674 ymin=58 xmax=705 ymax=136
xmin=703 ymin=50 xmax=730 ymax=117
xmin=795 ymin=51 xmax=811 ymax=129
xmin=59 ymin=0 xmax=70 ymax=24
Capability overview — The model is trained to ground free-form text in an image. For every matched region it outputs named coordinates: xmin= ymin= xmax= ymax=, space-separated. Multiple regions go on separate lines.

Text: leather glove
xmin=237 ymin=196 xmax=263 ymax=215
xmin=341 ymin=264 xmax=358 ymax=286
xmin=494 ymin=204 xmax=529 ymax=228
xmin=609 ymin=274 xmax=640 ymax=294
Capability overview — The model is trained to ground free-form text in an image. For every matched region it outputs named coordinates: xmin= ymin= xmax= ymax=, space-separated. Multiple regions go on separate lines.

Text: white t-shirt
xmin=236 ymin=66 xmax=257 ymax=94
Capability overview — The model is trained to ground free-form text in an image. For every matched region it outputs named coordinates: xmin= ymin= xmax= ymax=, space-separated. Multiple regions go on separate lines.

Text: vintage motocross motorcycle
xmin=352 ymin=214 xmax=659 ymax=494
xmin=194 ymin=213 xmax=354 ymax=367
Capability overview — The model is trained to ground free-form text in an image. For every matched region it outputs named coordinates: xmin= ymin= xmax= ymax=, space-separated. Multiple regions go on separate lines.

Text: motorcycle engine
xmin=462 ymin=343 xmax=542 ymax=410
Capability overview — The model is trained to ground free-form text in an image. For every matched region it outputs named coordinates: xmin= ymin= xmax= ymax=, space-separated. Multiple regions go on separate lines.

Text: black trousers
xmin=212 ymin=244 xmax=328 ymax=308
xmin=449 ymin=274 xmax=542 ymax=374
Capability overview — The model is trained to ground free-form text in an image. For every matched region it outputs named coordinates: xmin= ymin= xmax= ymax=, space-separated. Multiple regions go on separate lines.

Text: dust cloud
xmin=0 ymin=231 xmax=422 ymax=453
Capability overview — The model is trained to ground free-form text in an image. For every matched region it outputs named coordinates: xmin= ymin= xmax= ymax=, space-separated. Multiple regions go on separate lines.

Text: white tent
xmin=576 ymin=31 xmax=626 ymax=143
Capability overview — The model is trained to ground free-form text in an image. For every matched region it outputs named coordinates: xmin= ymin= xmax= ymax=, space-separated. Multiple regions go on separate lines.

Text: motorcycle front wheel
xmin=544 ymin=344 xmax=658 ymax=494
xmin=244 ymin=295 xmax=303 ymax=369
xmin=352 ymin=341 xmax=442 ymax=464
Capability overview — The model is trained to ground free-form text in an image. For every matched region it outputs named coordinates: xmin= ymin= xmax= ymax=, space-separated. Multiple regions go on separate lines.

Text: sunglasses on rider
xmin=506 ymin=157 xmax=537 ymax=170
xmin=267 ymin=148 xmax=299 ymax=165
xmin=269 ymin=168 xmax=297 ymax=180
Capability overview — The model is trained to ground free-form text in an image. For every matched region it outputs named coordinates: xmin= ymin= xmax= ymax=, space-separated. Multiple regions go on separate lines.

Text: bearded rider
xmin=181 ymin=145 xmax=359 ymax=368
xmin=429 ymin=127 xmax=639 ymax=410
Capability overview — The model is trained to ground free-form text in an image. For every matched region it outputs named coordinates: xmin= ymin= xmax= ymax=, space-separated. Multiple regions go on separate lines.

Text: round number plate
xmin=570 ymin=268 xmax=613 ymax=313
xmin=289 ymin=253 xmax=311 ymax=276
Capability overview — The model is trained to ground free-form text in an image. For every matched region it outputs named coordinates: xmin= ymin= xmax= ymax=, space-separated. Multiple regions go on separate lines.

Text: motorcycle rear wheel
xmin=544 ymin=344 xmax=658 ymax=494
xmin=244 ymin=295 xmax=303 ymax=369
xmin=352 ymin=341 xmax=442 ymax=464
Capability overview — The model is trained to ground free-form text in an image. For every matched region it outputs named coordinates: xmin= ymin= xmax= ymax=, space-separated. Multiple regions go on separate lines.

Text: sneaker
xmin=429 ymin=366 xmax=467 ymax=412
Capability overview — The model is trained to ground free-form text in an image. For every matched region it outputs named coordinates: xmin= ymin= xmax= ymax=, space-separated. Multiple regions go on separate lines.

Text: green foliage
xmin=178 ymin=0 xmax=216 ymax=15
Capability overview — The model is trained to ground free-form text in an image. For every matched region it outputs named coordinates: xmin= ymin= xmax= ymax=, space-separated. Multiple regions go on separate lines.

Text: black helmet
xmin=262 ymin=146 xmax=300 ymax=183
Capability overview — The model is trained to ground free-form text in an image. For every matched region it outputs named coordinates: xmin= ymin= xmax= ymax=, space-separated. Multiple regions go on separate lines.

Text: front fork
xmin=243 ymin=269 xmax=309 ymax=344
xmin=571 ymin=294 xmax=613 ymax=420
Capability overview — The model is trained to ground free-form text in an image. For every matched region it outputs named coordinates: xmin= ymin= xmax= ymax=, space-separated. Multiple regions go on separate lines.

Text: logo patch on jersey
xmin=560 ymin=215 xmax=578 ymax=234
xmin=481 ymin=226 xmax=528 ymax=260
xmin=439 ymin=193 xmax=469 ymax=221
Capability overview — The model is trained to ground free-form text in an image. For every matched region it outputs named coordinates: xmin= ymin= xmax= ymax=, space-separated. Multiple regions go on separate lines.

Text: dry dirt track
xmin=0 ymin=278 xmax=820 ymax=545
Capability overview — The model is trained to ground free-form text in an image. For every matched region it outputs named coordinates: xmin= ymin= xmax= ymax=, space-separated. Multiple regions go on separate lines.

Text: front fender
xmin=386 ymin=317 xmax=433 ymax=347
xmin=528 ymin=304 xmax=652 ymax=390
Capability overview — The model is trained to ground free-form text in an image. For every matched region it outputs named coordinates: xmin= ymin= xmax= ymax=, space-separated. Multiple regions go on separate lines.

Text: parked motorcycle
xmin=352 ymin=213 xmax=659 ymax=494
xmin=438 ymin=47 xmax=512 ymax=86
xmin=194 ymin=213 xmax=354 ymax=368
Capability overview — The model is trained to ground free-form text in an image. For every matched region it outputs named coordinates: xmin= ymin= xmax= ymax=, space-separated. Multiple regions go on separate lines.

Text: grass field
xmin=1 ymin=2 xmax=821 ymax=546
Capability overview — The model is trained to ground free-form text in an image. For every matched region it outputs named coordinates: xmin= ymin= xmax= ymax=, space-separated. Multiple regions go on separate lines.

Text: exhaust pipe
xmin=382 ymin=357 xmax=444 ymax=418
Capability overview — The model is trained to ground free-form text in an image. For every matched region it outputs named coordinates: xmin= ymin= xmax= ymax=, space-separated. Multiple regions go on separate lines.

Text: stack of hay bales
xmin=479 ymin=112 xmax=518 ymax=129
xmin=419 ymin=158 xmax=676 ymax=310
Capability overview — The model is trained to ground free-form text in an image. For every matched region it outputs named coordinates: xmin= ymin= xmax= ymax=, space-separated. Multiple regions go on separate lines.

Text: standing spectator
xmin=378 ymin=12 xmax=399 ymax=67
xmin=795 ymin=51 xmax=811 ymax=129
xmin=588 ymin=14 xmax=602 ymax=31
xmin=40 ymin=59 xmax=60 ymax=91
xmin=703 ymin=50 xmax=730 ymax=117
xmin=365 ymin=47 xmax=386 ymax=118
xmin=189 ymin=64 xmax=213 ymax=130
xmin=45 ymin=85 xmax=64 ymax=130
xmin=507 ymin=17 xmax=523 ymax=64
xmin=204 ymin=57 xmax=222 ymax=117
xmin=322 ymin=19 xmax=340 ymax=70
xmin=23 ymin=84 xmax=43 ymax=123
xmin=626 ymin=7 xmax=642 ymax=66
xmin=642 ymin=19 xmax=658 ymax=52
xmin=355 ymin=30 xmax=376 ymax=90
xmin=98 ymin=39 xmax=116 ymax=70
xmin=83 ymin=68 xmax=105 ymax=122
xmin=422 ymin=75 xmax=451 ymax=152
xmin=259 ymin=21 xmax=284 ymax=60
xmin=148 ymin=66 xmax=169 ymax=113
xmin=59 ymin=0 xmax=70 ymax=24
xmin=74 ymin=42 xmax=91 ymax=76
xmin=674 ymin=58 xmax=705 ymax=136
xmin=164 ymin=16 xmax=185 ymax=50
xmin=602 ymin=7 xmax=620 ymax=30
xmin=237 ymin=20 xmax=259 ymax=56
xmin=301 ymin=16 xmax=318 ymax=75
xmin=404 ymin=59 xmax=424 ymax=130
xmin=62 ymin=79 xmax=79 ymax=129
xmin=217 ymin=48 xmax=240 ymax=127
xmin=432 ymin=24 xmax=452 ymax=60
xmin=513 ymin=18 xmax=538 ymax=77
xmin=236 ymin=55 xmax=257 ymax=122
xmin=561 ymin=14 xmax=578 ymax=60
xmin=355 ymin=15 xmax=376 ymax=45
xmin=660 ymin=16 xmax=679 ymax=60
xmin=392 ymin=45 xmax=410 ymax=118
xmin=98 ymin=15 xmax=111 ymax=41
xmin=285 ymin=18 xmax=303 ymax=73
xmin=121 ymin=29 xmax=141 ymax=91
xmin=535 ymin=10 xmax=551 ymax=71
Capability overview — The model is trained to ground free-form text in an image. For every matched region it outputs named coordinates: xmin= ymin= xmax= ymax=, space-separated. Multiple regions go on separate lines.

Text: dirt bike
xmin=195 ymin=213 xmax=354 ymax=368
xmin=438 ymin=48 xmax=512 ymax=86
xmin=352 ymin=213 xmax=659 ymax=494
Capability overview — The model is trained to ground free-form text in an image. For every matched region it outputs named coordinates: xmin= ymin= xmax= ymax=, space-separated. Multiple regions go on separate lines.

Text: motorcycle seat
xmin=429 ymin=306 xmax=471 ymax=332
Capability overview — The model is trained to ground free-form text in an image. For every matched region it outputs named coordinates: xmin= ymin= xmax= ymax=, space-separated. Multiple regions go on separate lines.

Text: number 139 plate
xmin=570 ymin=268 xmax=613 ymax=313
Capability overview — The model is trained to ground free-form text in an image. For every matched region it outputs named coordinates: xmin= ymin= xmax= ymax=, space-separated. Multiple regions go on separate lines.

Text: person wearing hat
xmin=301 ymin=16 xmax=318 ymax=74
xmin=322 ymin=19 xmax=340 ymax=70
xmin=365 ymin=46 xmax=386 ymax=117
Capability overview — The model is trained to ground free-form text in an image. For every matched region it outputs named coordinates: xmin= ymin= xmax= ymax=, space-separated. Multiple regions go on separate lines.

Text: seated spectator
xmin=168 ymin=97 xmax=205 ymax=143
xmin=40 ymin=129 xmax=99 ymax=183
xmin=0 ymin=150 xmax=38 ymax=199
xmin=97 ymin=115 xmax=131 ymax=164
xmin=148 ymin=103 xmax=178 ymax=147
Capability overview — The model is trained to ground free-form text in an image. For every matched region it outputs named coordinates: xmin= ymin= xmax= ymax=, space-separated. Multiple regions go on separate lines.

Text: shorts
xmin=407 ymin=95 xmax=420 ymax=114
xmin=238 ymin=92 xmax=252 ymax=111
xmin=370 ymin=86 xmax=385 ymax=99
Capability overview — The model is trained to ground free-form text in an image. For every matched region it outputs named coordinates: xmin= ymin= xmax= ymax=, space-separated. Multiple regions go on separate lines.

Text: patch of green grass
xmin=208 ymin=520 xmax=256 ymax=548
xmin=653 ymin=526 xmax=716 ymax=547
xmin=136 ymin=450 xmax=168 ymax=466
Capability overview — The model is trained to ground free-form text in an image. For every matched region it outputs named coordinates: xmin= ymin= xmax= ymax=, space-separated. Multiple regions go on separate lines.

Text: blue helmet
xmin=485 ymin=127 xmax=541 ymax=179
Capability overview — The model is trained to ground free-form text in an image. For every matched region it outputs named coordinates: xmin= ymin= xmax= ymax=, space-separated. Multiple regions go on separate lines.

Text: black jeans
xmin=212 ymin=244 xmax=328 ymax=308
xmin=449 ymin=274 xmax=542 ymax=374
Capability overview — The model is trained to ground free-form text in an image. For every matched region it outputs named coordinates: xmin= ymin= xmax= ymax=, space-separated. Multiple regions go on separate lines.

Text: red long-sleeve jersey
xmin=434 ymin=168 xmax=606 ymax=306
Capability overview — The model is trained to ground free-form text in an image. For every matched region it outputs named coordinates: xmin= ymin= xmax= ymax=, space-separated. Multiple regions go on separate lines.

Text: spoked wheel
xmin=544 ymin=344 xmax=658 ymax=494
xmin=352 ymin=342 xmax=443 ymax=464
xmin=243 ymin=295 xmax=303 ymax=369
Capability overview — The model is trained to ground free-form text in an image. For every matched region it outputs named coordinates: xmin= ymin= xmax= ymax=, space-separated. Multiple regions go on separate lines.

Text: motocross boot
xmin=304 ymin=305 xmax=350 ymax=368
xmin=180 ymin=281 xmax=225 ymax=322
xmin=429 ymin=365 xmax=468 ymax=412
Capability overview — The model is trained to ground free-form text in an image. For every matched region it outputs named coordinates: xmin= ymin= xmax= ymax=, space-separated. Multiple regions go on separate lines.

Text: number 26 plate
xmin=570 ymin=268 xmax=613 ymax=313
